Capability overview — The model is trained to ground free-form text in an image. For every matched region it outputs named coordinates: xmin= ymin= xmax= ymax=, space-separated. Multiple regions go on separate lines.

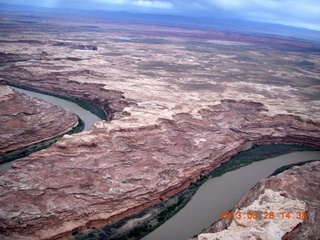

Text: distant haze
xmin=0 ymin=0 xmax=320 ymax=31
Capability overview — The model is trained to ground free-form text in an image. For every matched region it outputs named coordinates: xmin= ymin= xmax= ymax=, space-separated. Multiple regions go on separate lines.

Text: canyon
xmin=196 ymin=160 xmax=320 ymax=240
xmin=0 ymin=82 xmax=79 ymax=165
xmin=0 ymin=9 xmax=320 ymax=240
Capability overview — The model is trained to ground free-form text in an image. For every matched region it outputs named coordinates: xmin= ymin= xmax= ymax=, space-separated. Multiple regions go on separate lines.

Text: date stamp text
xmin=220 ymin=211 xmax=308 ymax=220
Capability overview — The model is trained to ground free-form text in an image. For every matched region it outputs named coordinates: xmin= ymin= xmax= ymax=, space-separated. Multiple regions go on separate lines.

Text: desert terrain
xmin=0 ymin=8 xmax=320 ymax=239
xmin=0 ymin=82 xmax=79 ymax=165
xmin=196 ymin=160 xmax=320 ymax=240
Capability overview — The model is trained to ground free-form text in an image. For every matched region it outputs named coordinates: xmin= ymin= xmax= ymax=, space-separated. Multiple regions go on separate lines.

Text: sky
xmin=1 ymin=0 xmax=320 ymax=31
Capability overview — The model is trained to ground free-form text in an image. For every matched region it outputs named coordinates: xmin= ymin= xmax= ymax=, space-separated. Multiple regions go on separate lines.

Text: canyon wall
xmin=0 ymin=83 xmax=78 ymax=158
xmin=196 ymin=160 xmax=320 ymax=240
xmin=0 ymin=98 xmax=319 ymax=239
xmin=0 ymin=11 xmax=320 ymax=239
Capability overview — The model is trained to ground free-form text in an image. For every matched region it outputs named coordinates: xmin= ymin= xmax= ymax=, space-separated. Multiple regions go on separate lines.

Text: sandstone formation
xmin=0 ymin=99 xmax=319 ymax=240
xmin=196 ymin=161 xmax=320 ymax=240
xmin=0 ymin=76 xmax=126 ymax=120
xmin=0 ymin=10 xmax=320 ymax=240
xmin=0 ymin=82 xmax=78 ymax=157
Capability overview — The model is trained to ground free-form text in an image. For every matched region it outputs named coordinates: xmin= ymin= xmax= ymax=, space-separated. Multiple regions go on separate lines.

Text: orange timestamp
xmin=220 ymin=211 xmax=308 ymax=220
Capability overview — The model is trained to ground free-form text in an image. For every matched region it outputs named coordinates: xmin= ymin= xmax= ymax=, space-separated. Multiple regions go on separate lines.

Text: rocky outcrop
xmin=0 ymin=82 xmax=78 ymax=158
xmin=0 ymin=72 xmax=127 ymax=120
xmin=196 ymin=160 xmax=320 ymax=240
xmin=0 ymin=52 xmax=32 ymax=62
xmin=0 ymin=98 xmax=319 ymax=240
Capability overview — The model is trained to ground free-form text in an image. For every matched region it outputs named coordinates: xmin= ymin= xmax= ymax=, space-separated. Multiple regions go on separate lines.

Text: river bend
xmin=0 ymin=87 xmax=101 ymax=172
xmin=142 ymin=150 xmax=320 ymax=240
xmin=2 ymin=87 xmax=320 ymax=240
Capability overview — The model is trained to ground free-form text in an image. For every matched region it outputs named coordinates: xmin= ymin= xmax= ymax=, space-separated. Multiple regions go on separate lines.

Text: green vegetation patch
xmin=4 ymin=81 xmax=108 ymax=120
xmin=269 ymin=159 xmax=319 ymax=177
xmin=0 ymin=117 xmax=84 ymax=165
xmin=70 ymin=144 xmax=317 ymax=240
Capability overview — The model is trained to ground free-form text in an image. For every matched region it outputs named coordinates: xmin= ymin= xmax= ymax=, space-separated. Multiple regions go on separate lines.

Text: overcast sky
xmin=1 ymin=0 xmax=320 ymax=31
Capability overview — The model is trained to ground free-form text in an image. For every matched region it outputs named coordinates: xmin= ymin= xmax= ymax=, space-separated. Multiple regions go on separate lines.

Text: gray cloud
xmin=205 ymin=0 xmax=320 ymax=30
xmin=196 ymin=0 xmax=320 ymax=30
xmin=91 ymin=0 xmax=173 ymax=8
xmin=1 ymin=0 xmax=320 ymax=30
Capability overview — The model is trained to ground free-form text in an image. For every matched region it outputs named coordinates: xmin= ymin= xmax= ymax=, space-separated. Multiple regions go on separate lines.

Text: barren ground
xmin=0 ymin=10 xmax=319 ymax=239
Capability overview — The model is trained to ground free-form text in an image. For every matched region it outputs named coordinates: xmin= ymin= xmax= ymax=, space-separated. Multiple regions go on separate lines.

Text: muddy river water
xmin=0 ymin=87 xmax=101 ymax=172
xmin=143 ymin=151 xmax=320 ymax=240
xmin=2 ymin=87 xmax=320 ymax=240
xmin=13 ymin=87 xmax=101 ymax=131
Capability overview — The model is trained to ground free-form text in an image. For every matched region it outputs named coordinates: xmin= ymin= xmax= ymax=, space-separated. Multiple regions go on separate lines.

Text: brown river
xmin=1 ymin=87 xmax=319 ymax=240
xmin=142 ymin=151 xmax=320 ymax=240
xmin=0 ymin=87 xmax=100 ymax=173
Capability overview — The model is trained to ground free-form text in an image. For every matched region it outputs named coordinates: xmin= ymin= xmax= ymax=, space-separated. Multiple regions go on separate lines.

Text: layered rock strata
xmin=196 ymin=160 xmax=320 ymax=240
xmin=0 ymin=83 xmax=78 ymax=157
xmin=0 ymin=11 xmax=320 ymax=240
xmin=1 ymin=76 xmax=127 ymax=121
xmin=0 ymin=99 xmax=319 ymax=240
